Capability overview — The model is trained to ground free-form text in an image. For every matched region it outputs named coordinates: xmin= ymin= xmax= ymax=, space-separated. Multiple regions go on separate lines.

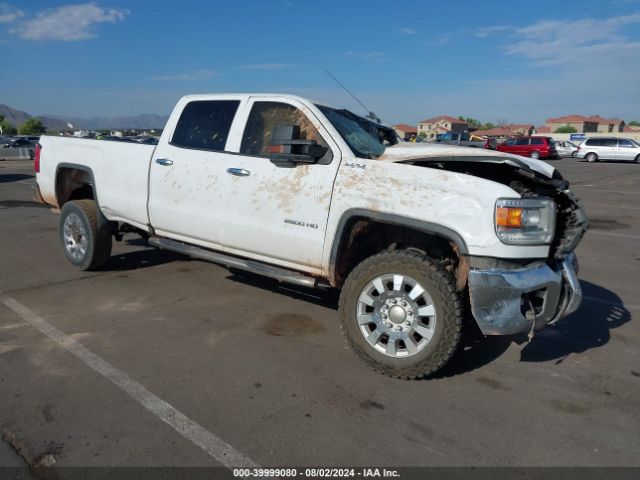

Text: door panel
xmin=148 ymin=99 xmax=241 ymax=247
xmin=221 ymin=99 xmax=341 ymax=270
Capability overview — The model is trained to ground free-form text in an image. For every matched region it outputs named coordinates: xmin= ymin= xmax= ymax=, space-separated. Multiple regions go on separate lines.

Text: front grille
xmin=551 ymin=190 xmax=589 ymax=259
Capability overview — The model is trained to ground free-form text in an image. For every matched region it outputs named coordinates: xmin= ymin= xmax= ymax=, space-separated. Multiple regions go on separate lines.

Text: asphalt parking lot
xmin=1 ymin=157 xmax=639 ymax=475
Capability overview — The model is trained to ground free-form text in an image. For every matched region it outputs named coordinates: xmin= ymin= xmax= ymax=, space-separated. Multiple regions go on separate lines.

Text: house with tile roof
xmin=392 ymin=123 xmax=417 ymax=140
xmin=417 ymin=115 xmax=468 ymax=141
xmin=545 ymin=115 xmax=625 ymax=133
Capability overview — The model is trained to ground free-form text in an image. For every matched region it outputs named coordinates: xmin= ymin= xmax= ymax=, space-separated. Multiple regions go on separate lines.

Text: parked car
xmin=554 ymin=140 xmax=578 ymax=157
xmin=1 ymin=137 xmax=33 ymax=148
xmin=34 ymin=93 xmax=588 ymax=379
xmin=575 ymin=137 xmax=640 ymax=163
xmin=493 ymin=136 xmax=558 ymax=159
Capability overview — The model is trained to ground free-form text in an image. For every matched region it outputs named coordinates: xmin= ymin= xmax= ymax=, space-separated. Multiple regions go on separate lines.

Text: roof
xmin=546 ymin=115 xmax=593 ymax=123
xmin=471 ymin=127 xmax=514 ymax=136
xmin=419 ymin=115 xmax=467 ymax=125
xmin=547 ymin=114 xmax=624 ymax=124
xmin=473 ymin=124 xmax=535 ymax=137
xmin=392 ymin=123 xmax=417 ymax=133
xmin=623 ymin=125 xmax=640 ymax=132
xmin=536 ymin=126 xmax=551 ymax=133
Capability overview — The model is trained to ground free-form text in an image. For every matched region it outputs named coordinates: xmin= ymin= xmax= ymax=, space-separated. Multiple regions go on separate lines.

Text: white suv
xmin=576 ymin=137 xmax=640 ymax=163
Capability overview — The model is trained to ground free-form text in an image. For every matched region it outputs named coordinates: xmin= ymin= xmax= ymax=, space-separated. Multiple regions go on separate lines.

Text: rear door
xmin=602 ymin=138 xmax=618 ymax=160
xmin=148 ymin=99 xmax=241 ymax=247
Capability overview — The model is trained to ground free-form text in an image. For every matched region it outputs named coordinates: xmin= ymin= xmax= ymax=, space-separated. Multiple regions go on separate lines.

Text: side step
xmin=148 ymin=236 xmax=325 ymax=289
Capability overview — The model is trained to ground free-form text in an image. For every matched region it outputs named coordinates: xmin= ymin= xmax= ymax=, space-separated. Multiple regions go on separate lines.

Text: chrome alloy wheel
xmin=356 ymin=273 xmax=437 ymax=358
xmin=63 ymin=212 xmax=88 ymax=260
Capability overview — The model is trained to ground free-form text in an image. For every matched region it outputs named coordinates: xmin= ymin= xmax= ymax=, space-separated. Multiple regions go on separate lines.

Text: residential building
xmin=545 ymin=115 xmax=625 ymax=133
xmin=392 ymin=123 xmax=417 ymax=141
xmin=417 ymin=115 xmax=468 ymax=141
xmin=472 ymin=124 xmax=535 ymax=138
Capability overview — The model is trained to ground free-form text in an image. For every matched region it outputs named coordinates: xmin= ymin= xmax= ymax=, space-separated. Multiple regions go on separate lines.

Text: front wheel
xmin=59 ymin=200 xmax=113 ymax=270
xmin=339 ymin=250 xmax=463 ymax=379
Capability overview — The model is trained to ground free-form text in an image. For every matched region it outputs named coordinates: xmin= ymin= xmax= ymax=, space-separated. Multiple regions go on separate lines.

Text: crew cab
xmin=492 ymin=136 xmax=558 ymax=159
xmin=34 ymin=93 xmax=589 ymax=379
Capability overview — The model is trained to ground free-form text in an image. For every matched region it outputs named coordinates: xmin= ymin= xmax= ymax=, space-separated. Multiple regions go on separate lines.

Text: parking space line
xmin=577 ymin=187 xmax=640 ymax=196
xmin=581 ymin=203 xmax=640 ymax=211
xmin=588 ymin=230 xmax=640 ymax=241
xmin=583 ymin=295 xmax=640 ymax=312
xmin=0 ymin=292 xmax=259 ymax=470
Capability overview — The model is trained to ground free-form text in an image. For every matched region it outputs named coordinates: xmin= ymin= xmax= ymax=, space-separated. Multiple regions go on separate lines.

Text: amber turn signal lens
xmin=496 ymin=207 xmax=523 ymax=227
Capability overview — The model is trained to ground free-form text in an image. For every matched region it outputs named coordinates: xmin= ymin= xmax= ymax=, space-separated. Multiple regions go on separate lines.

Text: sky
xmin=1 ymin=0 xmax=639 ymax=126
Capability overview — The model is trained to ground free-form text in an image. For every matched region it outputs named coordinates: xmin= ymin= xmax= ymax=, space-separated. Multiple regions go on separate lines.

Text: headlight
xmin=495 ymin=198 xmax=556 ymax=245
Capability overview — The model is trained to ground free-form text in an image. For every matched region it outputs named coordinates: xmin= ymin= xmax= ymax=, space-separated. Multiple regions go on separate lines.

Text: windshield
xmin=316 ymin=105 xmax=398 ymax=159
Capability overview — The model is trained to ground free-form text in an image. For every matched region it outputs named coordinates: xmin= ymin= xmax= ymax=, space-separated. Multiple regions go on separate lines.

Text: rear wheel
xmin=586 ymin=152 xmax=598 ymax=163
xmin=634 ymin=154 xmax=640 ymax=164
xmin=59 ymin=200 xmax=112 ymax=270
xmin=530 ymin=151 xmax=540 ymax=159
xmin=340 ymin=250 xmax=463 ymax=379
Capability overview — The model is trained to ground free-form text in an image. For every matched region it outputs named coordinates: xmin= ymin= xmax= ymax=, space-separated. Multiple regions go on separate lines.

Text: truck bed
xmin=37 ymin=136 xmax=155 ymax=228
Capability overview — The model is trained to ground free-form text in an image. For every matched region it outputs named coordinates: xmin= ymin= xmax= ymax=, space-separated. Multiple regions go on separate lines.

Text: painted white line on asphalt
xmin=581 ymin=203 xmax=640 ymax=211
xmin=0 ymin=292 xmax=259 ymax=470
xmin=578 ymin=187 xmax=640 ymax=196
xmin=583 ymin=295 xmax=640 ymax=312
xmin=589 ymin=230 xmax=640 ymax=241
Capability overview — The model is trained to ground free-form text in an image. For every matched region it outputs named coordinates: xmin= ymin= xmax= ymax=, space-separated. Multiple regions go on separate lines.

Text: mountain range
xmin=0 ymin=104 xmax=169 ymax=131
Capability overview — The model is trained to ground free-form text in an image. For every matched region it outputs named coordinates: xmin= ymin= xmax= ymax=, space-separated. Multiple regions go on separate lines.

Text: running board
xmin=148 ymin=236 xmax=324 ymax=289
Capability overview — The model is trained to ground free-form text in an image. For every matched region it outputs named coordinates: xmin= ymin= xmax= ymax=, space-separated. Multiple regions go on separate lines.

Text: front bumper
xmin=468 ymin=252 xmax=581 ymax=335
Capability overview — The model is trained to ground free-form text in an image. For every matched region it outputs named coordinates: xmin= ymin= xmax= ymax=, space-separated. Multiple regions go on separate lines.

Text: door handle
xmin=155 ymin=158 xmax=174 ymax=166
xmin=227 ymin=168 xmax=250 ymax=177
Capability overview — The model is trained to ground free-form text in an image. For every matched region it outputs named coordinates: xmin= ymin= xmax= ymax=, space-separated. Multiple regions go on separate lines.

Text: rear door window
xmin=531 ymin=138 xmax=544 ymax=145
xmin=171 ymin=100 xmax=240 ymax=151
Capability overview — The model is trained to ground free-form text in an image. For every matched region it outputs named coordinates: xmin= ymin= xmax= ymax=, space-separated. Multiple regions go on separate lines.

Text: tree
xmin=18 ymin=118 xmax=46 ymax=135
xmin=0 ymin=119 xmax=17 ymax=135
xmin=629 ymin=120 xmax=640 ymax=126
xmin=482 ymin=122 xmax=496 ymax=130
xmin=554 ymin=125 xmax=577 ymax=133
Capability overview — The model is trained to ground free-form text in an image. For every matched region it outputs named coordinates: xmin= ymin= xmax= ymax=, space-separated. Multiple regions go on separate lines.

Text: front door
xmin=221 ymin=99 xmax=342 ymax=272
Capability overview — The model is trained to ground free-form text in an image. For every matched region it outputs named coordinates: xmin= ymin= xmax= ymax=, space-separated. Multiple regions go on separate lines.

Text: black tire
xmin=339 ymin=250 xmax=463 ymax=379
xmin=634 ymin=154 xmax=640 ymax=164
xmin=59 ymin=200 xmax=112 ymax=270
xmin=586 ymin=152 xmax=598 ymax=163
xmin=530 ymin=151 xmax=540 ymax=159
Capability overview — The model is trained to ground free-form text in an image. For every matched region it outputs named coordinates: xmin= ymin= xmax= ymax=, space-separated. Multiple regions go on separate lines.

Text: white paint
xmin=588 ymin=230 xmax=640 ymax=241
xmin=583 ymin=295 xmax=640 ymax=312
xmin=0 ymin=293 xmax=258 ymax=469
xmin=580 ymin=203 xmax=640 ymax=211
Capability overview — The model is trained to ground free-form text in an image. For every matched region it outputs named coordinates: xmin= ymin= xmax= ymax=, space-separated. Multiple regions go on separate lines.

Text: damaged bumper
xmin=468 ymin=252 xmax=581 ymax=335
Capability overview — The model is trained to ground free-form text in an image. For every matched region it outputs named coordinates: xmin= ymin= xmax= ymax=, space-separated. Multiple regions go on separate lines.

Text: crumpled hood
xmin=378 ymin=143 xmax=557 ymax=179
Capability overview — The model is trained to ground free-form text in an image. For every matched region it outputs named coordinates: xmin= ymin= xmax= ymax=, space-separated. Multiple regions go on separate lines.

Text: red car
xmin=488 ymin=136 xmax=558 ymax=159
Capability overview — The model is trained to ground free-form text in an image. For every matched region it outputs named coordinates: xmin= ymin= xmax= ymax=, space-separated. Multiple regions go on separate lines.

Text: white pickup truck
xmin=34 ymin=93 xmax=589 ymax=378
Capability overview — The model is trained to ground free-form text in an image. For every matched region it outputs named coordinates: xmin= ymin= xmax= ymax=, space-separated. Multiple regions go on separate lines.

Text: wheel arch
xmin=55 ymin=163 xmax=99 ymax=208
xmin=328 ymin=209 xmax=469 ymax=288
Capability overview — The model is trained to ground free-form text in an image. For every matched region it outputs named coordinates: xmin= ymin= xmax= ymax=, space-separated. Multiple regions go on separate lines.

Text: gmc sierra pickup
xmin=34 ymin=93 xmax=589 ymax=378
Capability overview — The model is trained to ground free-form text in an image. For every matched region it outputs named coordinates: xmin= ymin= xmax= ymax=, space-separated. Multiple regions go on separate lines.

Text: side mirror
xmin=269 ymin=125 xmax=328 ymax=168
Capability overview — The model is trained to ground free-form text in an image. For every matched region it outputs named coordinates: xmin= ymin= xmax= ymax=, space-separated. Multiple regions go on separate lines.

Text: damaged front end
xmin=395 ymin=153 xmax=589 ymax=336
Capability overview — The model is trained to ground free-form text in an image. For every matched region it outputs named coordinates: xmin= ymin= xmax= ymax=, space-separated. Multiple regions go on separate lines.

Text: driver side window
xmin=240 ymin=102 xmax=328 ymax=157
